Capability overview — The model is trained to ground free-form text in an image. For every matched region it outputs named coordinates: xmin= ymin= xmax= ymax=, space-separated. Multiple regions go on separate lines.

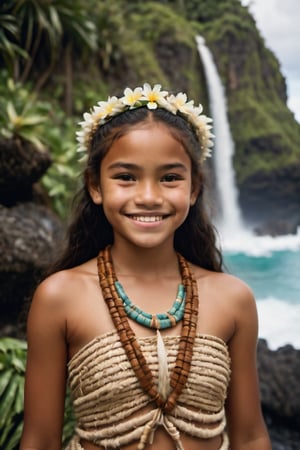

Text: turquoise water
xmin=225 ymin=250 xmax=300 ymax=302
xmin=221 ymin=232 xmax=300 ymax=349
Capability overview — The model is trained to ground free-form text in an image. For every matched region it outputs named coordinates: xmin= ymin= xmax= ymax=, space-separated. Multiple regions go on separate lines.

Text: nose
xmin=134 ymin=179 xmax=163 ymax=207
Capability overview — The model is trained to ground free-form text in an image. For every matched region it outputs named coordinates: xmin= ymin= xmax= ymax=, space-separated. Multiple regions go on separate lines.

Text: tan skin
xmin=20 ymin=124 xmax=271 ymax=450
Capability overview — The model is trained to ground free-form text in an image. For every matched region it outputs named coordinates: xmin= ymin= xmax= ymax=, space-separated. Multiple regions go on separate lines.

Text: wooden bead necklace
xmin=97 ymin=246 xmax=199 ymax=413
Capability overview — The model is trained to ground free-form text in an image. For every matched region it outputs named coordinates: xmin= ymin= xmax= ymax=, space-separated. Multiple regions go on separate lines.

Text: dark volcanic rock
xmin=257 ymin=340 xmax=300 ymax=426
xmin=239 ymin=161 xmax=300 ymax=234
xmin=0 ymin=138 xmax=52 ymax=205
xmin=264 ymin=413 xmax=300 ymax=450
xmin=257 ymin=339 xmax=300 ymax=448
xmin=0 ymin=202 xmax=64 ymax=332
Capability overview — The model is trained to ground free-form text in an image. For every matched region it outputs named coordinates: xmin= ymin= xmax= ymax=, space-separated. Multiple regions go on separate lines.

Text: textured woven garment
xmin=66 ymin=330 xmax=231 ymax=450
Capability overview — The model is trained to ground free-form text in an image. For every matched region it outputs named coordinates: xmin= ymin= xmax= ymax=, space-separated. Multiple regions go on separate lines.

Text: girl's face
xmin=89 ymin=123 xmax=199 ymax=250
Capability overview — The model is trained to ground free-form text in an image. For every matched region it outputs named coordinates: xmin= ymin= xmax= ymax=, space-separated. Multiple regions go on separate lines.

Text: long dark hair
xmin=48 ymin=107 xmax=223 ymax=274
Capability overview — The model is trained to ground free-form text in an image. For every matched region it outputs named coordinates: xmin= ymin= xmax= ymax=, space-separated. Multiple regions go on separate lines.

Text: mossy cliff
xmin=199 ymin=0 xmax=300 ymax=232
xmin=90 ymin=0 xmax=299 ymax=233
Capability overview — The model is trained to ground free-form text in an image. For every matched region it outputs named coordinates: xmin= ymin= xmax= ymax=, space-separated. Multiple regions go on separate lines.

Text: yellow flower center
xmin=148 ymin=93 xmax=158 ymax=102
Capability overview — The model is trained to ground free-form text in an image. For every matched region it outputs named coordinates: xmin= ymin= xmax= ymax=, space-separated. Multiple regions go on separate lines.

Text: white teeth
xmin=131 ymin=216 xmax=162 ymax=222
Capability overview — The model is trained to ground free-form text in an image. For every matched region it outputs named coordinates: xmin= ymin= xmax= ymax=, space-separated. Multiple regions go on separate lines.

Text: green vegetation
xmin=0 ymin=338 xmax=74 ymax=449
xmin=0 ymin=73 xmax=50 ymax=150
xmin=0 ymin=338 xmax=26 ymax=449
xmin=0 ymin=71 xmax=79 ymax=218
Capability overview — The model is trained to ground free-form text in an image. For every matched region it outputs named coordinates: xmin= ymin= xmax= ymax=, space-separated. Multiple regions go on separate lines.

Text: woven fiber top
xmin=66 ymin=330 xmax=230 ymax=449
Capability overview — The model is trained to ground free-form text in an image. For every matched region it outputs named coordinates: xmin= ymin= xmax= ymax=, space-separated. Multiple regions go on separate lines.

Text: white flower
xmin=97 ymin=96 xmax=124 ymax=118
xmin=81 ymin=111 xmax=93 ymax=126
xmin=122 ymin=87 xmax=143 ymax=106
xmin=167 ymin=93 xmax=194 ymax=114
xmin=193 ymin=104 xmax=204 ymax=116
xmin=142 ymin=83 xmax=168 ymax=109
xmin=76 ymin=83 xmax=214 ymax=162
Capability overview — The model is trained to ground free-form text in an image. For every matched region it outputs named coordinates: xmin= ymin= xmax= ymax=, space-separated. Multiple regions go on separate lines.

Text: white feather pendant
xmin=156 ymin=330 xmax=170 ymax=400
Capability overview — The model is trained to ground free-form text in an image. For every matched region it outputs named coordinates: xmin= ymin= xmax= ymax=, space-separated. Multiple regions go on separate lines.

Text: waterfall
xmin=196 ymin=36 xmax=244 ymax=238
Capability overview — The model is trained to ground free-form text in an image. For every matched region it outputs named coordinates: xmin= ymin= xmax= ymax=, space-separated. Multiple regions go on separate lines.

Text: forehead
xmin=101 ymin=122 xmax=192 ymax=168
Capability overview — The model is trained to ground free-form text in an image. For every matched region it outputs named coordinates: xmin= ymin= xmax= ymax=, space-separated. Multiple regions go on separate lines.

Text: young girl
xmin=20 ymin=83 xmax=271 ymax=450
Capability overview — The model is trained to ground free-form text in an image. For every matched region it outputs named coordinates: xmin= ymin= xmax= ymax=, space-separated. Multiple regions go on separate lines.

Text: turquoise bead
xmin=114 ymin=281 xmax=185 ymax=330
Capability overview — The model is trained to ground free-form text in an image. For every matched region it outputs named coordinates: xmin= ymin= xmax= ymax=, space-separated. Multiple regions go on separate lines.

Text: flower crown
xmin=76 ymin=83 xmax=214 ymax=162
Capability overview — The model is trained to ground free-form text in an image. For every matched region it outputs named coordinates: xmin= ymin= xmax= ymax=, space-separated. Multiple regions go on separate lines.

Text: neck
xmin=110 ymin=242 xmax=180 ymax=278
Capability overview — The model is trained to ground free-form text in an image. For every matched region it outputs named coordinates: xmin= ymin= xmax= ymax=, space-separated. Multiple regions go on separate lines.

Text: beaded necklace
xmin=97 ymin=246 xmax=199 ymax=413
xmin=114 ymin=280 xmax=186 ymax=329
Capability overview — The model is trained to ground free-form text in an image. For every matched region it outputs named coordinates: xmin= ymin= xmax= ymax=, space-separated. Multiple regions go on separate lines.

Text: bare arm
xmin=226 ymin=281 xmax=272 ymax=449
xmin=20 ymin=276 xmax=68 ymax=450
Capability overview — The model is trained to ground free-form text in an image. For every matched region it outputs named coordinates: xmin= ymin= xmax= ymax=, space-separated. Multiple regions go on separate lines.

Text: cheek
xmin=169 ymin=186 xmax=194 ymax=210
xmin=100 ymin=185 xmax=128 ymax=212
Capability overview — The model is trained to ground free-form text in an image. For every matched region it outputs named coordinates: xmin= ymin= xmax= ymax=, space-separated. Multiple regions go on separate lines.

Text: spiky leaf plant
xmin=0 ymin=337 xmax=75 ymax=449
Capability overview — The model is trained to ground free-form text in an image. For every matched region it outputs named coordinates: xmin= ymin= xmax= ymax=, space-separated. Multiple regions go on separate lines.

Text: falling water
xmin=196 ymin=36 xmax=244 ymax=238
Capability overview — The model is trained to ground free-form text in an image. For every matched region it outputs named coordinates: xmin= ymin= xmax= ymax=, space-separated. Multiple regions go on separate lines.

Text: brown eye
xmin=114 ymin=173 xmax=135 ymax=181
xmin=161 ymin=174 xmax=181 ymax=182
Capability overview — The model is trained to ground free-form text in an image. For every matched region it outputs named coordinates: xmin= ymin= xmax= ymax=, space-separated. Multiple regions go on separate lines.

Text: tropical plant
xmin=0 ymin=70 xmax=79 ymax=218
xmin=12 ymin=0 xmax=64 ymax=86
xmin=0 ymin=72 xmax=51 ymax=151
xmin=0 ymin=1 xmax=27 ymax=77
xmin=41 ymin=113 xmax=80 ymax=219
xmin=11 ymin=0 xmax=97 ymax=113
xmin=0 ymin=337 xmax=26 ymax=450
xmin=0 ymin=337 xmax=75 ymax=449
xmin=53 ymin=0 xmax=98 ymax=114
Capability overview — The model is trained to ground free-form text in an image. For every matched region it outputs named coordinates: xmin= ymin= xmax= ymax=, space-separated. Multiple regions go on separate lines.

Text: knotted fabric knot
xmin=138 ymin=408 xmax=184 ymax=450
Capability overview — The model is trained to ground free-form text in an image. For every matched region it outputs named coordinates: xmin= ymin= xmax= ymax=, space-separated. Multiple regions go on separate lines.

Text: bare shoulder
xmin=28 ymin=259 xmax=99 ymax=332
xmin=190 ymin=263 xmax=257 ymax=341
xmin=32 ymin=259 xmax=97 ymax=307
xmin=27 ymin=258 xmax=114 ymax=359
xmin=192 ymin=263 xmax=254 ymax=301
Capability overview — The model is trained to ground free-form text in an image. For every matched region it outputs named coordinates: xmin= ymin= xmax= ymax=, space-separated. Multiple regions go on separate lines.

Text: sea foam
xmin=220 ymin=227 xmax=300 ymax=257
xmin=257 ymin=297 xmax=300 ymax=350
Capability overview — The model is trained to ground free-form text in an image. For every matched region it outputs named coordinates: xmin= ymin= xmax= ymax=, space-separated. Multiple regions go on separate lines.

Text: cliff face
xmin=197 ymin=1 xmax=300 ymax=233
xmin=105 ymin=0 xmax=300 ymax=233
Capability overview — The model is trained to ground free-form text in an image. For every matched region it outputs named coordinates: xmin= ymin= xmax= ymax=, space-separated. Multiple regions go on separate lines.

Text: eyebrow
xmin=107 ymin=162 xmax=188 ymax=171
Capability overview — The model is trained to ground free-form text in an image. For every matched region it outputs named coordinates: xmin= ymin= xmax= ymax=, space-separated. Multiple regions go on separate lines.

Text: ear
xmin=89 ymin=184 xmax=102 ymax=205
xmin=86 ymin=171 xmax=102 ymax=205
xmin=190 ymin=182 xmax=201 ymax=206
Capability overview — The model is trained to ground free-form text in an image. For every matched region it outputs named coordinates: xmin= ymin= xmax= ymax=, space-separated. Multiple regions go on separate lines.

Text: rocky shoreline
xmin=257 ymin=339 xmax=300 ymax=449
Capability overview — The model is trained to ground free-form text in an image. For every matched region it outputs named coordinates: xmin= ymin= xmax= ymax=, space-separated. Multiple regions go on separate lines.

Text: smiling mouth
xmin=129 ymin=215 xmax=166 ymax=223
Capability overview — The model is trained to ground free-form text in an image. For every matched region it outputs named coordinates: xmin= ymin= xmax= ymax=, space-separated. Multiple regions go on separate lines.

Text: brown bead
xmin=97 ymin=246 xmax=199 ymax=413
